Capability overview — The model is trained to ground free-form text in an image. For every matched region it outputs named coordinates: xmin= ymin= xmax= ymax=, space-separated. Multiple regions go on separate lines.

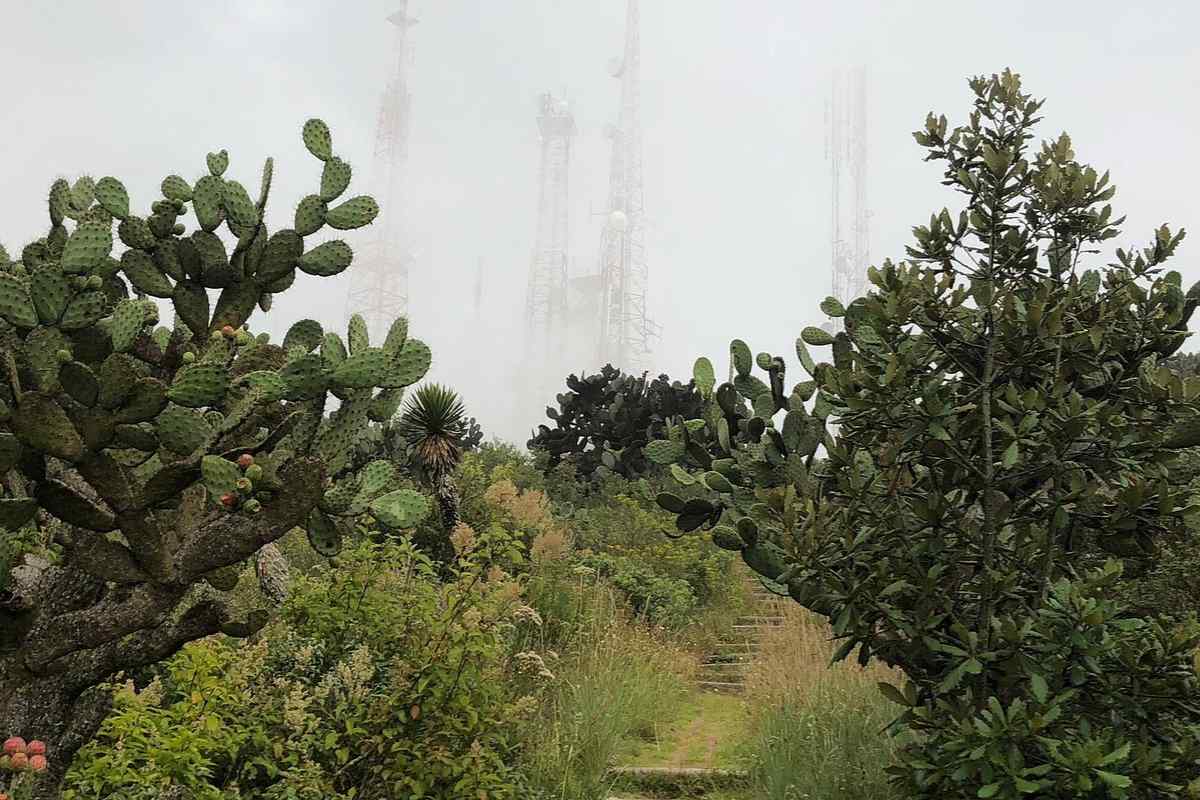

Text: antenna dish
xmin=607 ymin=57 xmax=624 ymax=77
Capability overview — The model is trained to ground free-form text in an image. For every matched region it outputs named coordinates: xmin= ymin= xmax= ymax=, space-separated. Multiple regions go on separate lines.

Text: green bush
xmin=575 ymin=551 xmax=697 ymax=628
xmin=64 ymin=532 xmax=535 ymax=799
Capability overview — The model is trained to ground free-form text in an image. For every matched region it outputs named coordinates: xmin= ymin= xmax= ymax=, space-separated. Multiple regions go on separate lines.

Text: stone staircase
xmin=695 ymin=566 xmax=786 ymax=693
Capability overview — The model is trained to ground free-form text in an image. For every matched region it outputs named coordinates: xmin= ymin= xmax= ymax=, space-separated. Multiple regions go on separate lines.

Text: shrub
xmin=63 ymin=532 xmax=537 ymax=799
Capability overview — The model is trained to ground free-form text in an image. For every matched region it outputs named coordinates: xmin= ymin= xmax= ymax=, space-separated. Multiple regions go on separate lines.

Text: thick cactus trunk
xmin=0 ymin=670 xmax=112 ymax=800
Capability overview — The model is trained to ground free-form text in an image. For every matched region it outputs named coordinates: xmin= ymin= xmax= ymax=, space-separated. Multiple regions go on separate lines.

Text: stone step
xmin=702 ymin=655 xmax=755 ymax=664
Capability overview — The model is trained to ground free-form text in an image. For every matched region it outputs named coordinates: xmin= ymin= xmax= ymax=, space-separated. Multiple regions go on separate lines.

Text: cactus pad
xmin=331 ymin=348 xmax=392 ymax=389
xmin=369 ymin=489 xmax=431 ymax=530
xmin=167 ymin=363 xmax=228 ymax=408
xmin=49 ymin=179 xmax=72 ymax=226
xmin=192 ymin=175 xmax=224 ymax=232
xmin=389 ymin=339 xmax=432 ymax=387
xmin=321 ymin=332 xmax=348 ymax=369
xmin=29 ymin=265 xmax=69 ymax=324
xmin=306 ymin=507 xmax=342 ymax=556
xmin=109 ymin=299 xmax=148 ymax=353
xmin=302 ymin=119 xmax=333 ymax=161
xmin=95 ymin=177 xmax=130 ymax=219
xmin=121 ymin=249 xmax=174 ymax=298
xmin=294 ymin=195 xmax=327 ymax=236
xmin=114 ymin=377 xmax=166 ymax=424
xmin=221 ymin=180 xmax=258 ymax=227
xmin=61 ymin=222 xmax=113 ymax=273
xmin=324 ymin=196 xmax=378 ymax=230
xmin=800 ymin=326 xmax=834 ymax=347
xmin=60 ymin=361 xmax=100 ymax=407
xmin=157 ymin=405 xmax=211 ymax=455
xmin=278 ymin=354 xmax=327 ymax=400
xmin=200 ymin=454 xmax=240 ymax=498
xmin=0 ymin=273 xmax=38 ymax=328
xmin=297 ymin=240 xmax=353 ymax=276
xmin=382 ymin=317 xmax=408 ymax=358
xmin=206 ymin=150 xmax=229 ymax=177
xmin=11 ymin=392 xmax=83 ymax=461
xmin=59 ymin=289 xmax=107 ymax=330
xmin=283 ymin=319 xmax=324 ymax=353
xmin=319 ymin=157 xmax=352 ymax=202
xmin=161 ymin=174 xmax=193 ymax=202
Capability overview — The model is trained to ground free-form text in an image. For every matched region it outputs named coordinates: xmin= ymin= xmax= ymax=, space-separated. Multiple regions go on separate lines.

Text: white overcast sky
xmin=2 ymin=1 xmax=1197 ymax=442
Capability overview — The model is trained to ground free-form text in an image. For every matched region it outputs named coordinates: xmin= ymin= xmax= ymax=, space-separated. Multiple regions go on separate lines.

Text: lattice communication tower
xmin=346 ymin=3 xmax=418 ymax=344
xmin=596 ymin=0 xmax=659 ymax=372
xmin=525 ymin=93 xmax=576 ymax=377
xmin=826 ymin=66 xmax=870 ymax=333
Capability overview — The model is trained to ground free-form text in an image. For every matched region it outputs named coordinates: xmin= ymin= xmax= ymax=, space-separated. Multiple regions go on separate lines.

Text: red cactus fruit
xmin=221 ymin=325 xmax=236 ymax=338
xmin=9 ymin=752 xmax=27 ymax=769
xmin=237 ymin=453 xmax=254 ymax=469
xmin=220 ymin=493 xmax=237 ymax=508
xmin=2 ymin=737 xmax=24 ymax=755
xmin=29 ymin=754 xmax=47 ymax=772
xmin=26 ymin=740 xmax=45 ymax=756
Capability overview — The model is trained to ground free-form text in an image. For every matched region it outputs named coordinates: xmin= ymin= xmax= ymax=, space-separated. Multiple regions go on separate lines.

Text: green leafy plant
xmin=646 ymin=70 xmax=1200 ymax=798
xmin=0 ymin=120 xmax=432 ymax=798
xmin=62 ymin=534 xmax=532 ymax=799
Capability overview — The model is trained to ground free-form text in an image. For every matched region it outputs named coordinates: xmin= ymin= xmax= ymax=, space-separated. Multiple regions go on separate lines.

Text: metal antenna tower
xmin=825 ymin=66 xmax=869 ymax=334
xmin=525 ymin=93 xmax=576 ymax=383
xmin=347 ymin=3 xmax=418 ymax=343
xmin=596 ymin=0 xmax=658 ymax=372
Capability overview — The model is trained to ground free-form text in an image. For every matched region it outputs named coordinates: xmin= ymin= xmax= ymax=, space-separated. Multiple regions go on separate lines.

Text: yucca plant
xmin=396 ymin=384 xmax=470 ymax=539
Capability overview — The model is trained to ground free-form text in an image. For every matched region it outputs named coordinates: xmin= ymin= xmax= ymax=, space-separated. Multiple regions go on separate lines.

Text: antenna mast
xmin=347 ymin=3 xmax=418 ymax=343
xmin=827 ymin=66 xmax=869 ymax=334
xmin=525 ymin=93 xmax=576 ymax=402
xmin=596 ymin=0 xmax=658 ymax=372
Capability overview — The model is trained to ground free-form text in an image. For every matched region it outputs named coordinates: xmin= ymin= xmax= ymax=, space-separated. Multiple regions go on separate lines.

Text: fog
xmin=2 ymin=1 xmax=1197 ymax=444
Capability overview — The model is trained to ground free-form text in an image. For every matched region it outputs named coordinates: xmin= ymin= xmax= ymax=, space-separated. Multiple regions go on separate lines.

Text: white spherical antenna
xmin=607 ymin=57 xmax=624 ymax=77
xmin=608 ymin=210 xmax=628 ymax=232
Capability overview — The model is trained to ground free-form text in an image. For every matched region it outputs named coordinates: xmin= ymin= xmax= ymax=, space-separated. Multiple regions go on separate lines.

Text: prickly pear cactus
xmin=528 ymin=364 xmax=709 ymax=480
xmin=0 ymin=119 xmax=431 ymax=797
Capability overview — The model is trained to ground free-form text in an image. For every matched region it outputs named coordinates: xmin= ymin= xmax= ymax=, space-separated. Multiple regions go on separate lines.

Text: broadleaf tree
xmin=646 ymin=70 xmax=1200 ymax=798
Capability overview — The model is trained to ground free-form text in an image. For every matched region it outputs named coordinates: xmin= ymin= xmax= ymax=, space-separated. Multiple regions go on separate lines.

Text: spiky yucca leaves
xmin=396 ymin=385 xmax=471 ymax=563
xmin=0 ymin=120 xmax=427 ymax=799
xmin=646 ymin=71 xmax=1200 ymax=798
xmin=397 ymin=384 xmax=469 ymax=481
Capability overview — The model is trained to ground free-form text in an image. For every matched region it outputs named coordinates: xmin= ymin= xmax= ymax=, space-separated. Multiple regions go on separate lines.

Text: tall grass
xmin=521 ymin=569 xmax=694 ymax=800
xmin=739 ymin=602 xmax=906 ymax=800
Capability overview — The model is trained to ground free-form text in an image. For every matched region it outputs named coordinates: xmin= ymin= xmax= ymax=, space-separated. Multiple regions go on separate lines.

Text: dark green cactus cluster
xmin=528 ymin=364 xmax=708 ymax=480
xmin=0 ymin=119 xmax=425 ymax=587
